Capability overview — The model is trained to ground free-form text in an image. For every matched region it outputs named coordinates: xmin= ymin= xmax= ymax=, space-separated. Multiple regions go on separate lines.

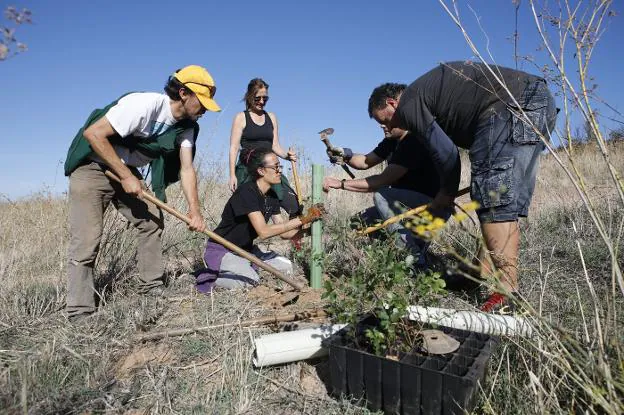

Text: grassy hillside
xmin=1 ymin=141 xmax=623 ymax=414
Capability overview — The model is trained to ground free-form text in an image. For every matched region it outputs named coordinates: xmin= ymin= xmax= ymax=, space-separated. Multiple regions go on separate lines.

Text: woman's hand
xmin=286 ymin=149 xmax=297 ymax=162
xmin=299 ymin=203 xmax=326 ymax=225
xmin=229 ymin=176 xmax=237 ymax=193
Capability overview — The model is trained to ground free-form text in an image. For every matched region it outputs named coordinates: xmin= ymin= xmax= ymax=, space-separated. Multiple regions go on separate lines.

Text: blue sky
xmin=1 ymin=0 xmax=622 ymax=199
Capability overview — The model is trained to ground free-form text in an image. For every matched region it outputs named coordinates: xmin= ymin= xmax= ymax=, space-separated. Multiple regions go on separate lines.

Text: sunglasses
xmin=262 ymin=163 xmax=282 ymax=172
xmin=254 ymin=96 xmax=270 ymax=103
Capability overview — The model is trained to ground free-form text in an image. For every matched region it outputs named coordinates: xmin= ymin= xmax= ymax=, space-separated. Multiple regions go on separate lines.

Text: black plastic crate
xmin=324 ymin=323 xmax=498 ymax=415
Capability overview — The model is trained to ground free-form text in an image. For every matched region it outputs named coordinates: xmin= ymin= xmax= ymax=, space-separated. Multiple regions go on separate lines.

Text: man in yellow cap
xmin=63 ymin=65 xmax=220 ymax=322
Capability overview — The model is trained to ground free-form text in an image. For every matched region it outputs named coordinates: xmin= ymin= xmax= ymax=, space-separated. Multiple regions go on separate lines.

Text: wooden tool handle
xmin=104 ymin=170 xmax=305 ymax=291
xmin=320 ymin=137 xmax=355 ymax=178
xmin=358 ymin=186 xmax=471 ymax=236
xmin=136 ymin=309 xmax=327 ymax=342
xmin=320 ymin=137 xmax=332 ymax=149
xmin=289 ymin=146 xmax=303 ymax=206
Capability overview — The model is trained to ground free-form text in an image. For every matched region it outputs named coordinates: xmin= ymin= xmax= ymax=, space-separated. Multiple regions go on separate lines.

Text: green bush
xmin=323 ymin=240 xmax=446 ymax=356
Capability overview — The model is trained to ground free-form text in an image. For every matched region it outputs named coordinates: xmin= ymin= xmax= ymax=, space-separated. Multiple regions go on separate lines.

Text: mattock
xmin=103 ymin=170 xmax=305 ymax=291
xmin=318 ymin=127 xmax=355 ymax=179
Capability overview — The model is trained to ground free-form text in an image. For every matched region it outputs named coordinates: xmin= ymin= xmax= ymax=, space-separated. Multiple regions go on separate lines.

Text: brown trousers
xmin=66 ymin=162 xmax=164 ymax=317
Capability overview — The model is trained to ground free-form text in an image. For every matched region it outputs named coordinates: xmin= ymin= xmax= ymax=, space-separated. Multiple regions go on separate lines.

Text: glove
xmin=299 ymin=203 xmax=327 ymax=225
xmin=326 ymin=147 xmax=353 ymax=164
xmin=326 ymin=147 xmax=344 ymax=164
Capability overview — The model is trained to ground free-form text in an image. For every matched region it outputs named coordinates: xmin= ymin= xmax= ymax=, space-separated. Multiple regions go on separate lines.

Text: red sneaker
xmin=479 ymin=293 xmax=517 ymax=314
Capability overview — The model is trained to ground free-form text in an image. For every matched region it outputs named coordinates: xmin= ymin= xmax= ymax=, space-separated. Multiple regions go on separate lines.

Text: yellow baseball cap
xmin=173 ymin=65 xmax=221 ymax=112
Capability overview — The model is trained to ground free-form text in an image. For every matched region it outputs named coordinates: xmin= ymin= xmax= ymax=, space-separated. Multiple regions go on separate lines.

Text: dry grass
xmin=1 ymin=141 xmax=623 ymax=413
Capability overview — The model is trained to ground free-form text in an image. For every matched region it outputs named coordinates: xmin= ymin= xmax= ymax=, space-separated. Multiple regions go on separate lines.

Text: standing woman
xmin=228 ymin=78 xmax=301 ymax=218
xmin=196 ymin=148 xmax=323 ymax=292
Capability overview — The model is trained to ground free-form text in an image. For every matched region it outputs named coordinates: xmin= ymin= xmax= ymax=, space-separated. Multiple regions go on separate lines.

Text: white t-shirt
xmin=93 ymin=92 xmax=195 ymax=167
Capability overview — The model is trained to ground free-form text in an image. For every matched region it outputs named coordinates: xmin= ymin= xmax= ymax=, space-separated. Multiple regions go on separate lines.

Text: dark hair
xmin=241 ymin=147 xmax=275 ymax=179
xmin=164 ymin=71 xmax=190 ymax=101
xmin=243 ymin=78 xmax=269 ymax=110
xmin=367 ymin=83 xmax=407 ymax=118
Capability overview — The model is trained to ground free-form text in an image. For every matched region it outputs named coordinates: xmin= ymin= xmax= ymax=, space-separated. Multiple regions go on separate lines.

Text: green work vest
xmin=64 ymin=93 xmax=199 ymax=202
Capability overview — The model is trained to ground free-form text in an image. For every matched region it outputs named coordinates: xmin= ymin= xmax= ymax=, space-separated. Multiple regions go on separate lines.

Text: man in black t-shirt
xmin=323 ymin=126 xmax=449 ymax=268
xmin=367 ymin=61 xmax=558 ymax=312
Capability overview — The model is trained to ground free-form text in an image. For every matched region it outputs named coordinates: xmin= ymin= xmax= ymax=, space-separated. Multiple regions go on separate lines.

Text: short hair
xmin=243 ymin=78 xmax=270 ymax=110
xmin=240 ymin=147 xmax=275 ymax=179
xmin=367 ymin=83 xmax=407 ymax=118
xmin=164 ymin=72 xmax=190 ymax=101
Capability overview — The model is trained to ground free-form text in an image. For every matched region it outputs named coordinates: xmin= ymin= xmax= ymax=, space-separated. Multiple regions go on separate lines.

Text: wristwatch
xmin=340 ymin=179 xmax=346 ymax=190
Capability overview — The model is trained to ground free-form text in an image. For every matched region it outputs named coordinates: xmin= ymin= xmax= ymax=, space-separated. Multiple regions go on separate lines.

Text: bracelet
xmin=340 ymin=179 xmax=346 ymax=190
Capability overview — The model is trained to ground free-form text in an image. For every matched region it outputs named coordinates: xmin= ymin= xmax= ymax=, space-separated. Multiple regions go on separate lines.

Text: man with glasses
xmin=323 ymin=127 xmax=447 ymax=270
xmin=63 ymin=65 xmax=221 ymax=322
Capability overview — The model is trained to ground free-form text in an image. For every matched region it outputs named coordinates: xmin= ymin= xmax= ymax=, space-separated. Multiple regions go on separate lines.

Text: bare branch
xmin=1 ymin=6 xmax=32 ymax=61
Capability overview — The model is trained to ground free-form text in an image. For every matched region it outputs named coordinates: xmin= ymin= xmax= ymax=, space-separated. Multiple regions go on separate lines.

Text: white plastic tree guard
xmin=406 ymin=305 xmax=534 ymax=337
xmin=252 ymin=324 xmax=346 ymax=368
xmin=251 ymin=306 xmax=534 ymax=367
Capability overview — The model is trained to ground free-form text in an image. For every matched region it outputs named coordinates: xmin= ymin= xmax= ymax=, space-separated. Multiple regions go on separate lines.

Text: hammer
xmin=318 ymin=128 xmax=355 ymax=179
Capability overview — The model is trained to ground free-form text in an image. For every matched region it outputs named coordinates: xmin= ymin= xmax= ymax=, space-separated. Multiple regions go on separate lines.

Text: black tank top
xmin=240 ymin=110 xmax=274 ymax=151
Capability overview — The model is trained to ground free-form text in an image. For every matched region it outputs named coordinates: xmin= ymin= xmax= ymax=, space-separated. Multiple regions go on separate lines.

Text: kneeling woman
xmin=196 ymin=148 xmax=322 ymax=293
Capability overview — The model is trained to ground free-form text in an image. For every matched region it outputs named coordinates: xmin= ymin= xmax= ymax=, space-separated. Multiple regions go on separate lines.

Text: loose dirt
xmin=247 ymin=285 xmax=285 ymax=309
xmin=246 ymin=286 xmax=325 ymax=311
xmin=116 ymin=343 xmax=174 ymax=378
xmin=299 ymin=365 xmax=328 ymax=396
